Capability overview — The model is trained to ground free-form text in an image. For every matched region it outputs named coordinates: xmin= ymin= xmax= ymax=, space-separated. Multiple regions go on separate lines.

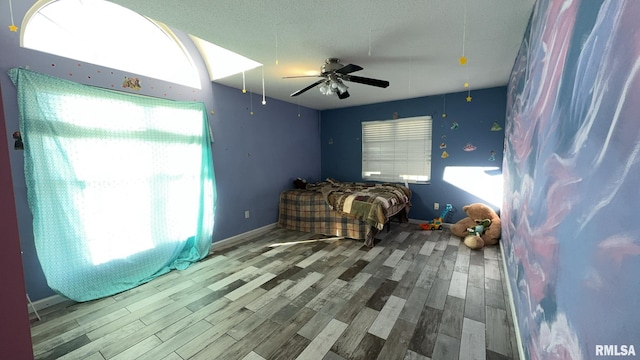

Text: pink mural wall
xmin=503 ymin=0 xmax=640 ymax=358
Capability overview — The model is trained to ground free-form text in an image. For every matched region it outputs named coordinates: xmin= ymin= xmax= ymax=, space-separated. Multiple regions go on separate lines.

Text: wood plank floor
xmin=30 ymin=223 xmax=520 ymax=360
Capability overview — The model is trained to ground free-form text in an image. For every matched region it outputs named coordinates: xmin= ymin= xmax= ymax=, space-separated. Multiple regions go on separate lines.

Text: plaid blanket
xmin=278 ymin=180 xmax=411 ymax=246
xmin=278 ymin=189 xmax=371 ymax=242
xmin=313 ymin=181 xmax=411 ymax=230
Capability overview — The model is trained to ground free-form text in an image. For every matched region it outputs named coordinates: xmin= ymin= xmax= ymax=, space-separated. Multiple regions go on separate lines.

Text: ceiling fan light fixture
xmin=319 ymin=80 xmax=337 ymax=96
xmin=336 ymin=80 xmax=348 ymax=94
xmin=319 ymin=81 xmax=329 ymax=95
xmin=318 ymin=78 xmax=348 ymax=96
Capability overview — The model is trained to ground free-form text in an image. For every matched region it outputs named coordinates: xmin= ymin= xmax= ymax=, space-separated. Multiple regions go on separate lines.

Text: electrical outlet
xmin=244 ymin=210 xmax=250 ymax=219
xmin=434 ymin=203 xmax=439 ymax=210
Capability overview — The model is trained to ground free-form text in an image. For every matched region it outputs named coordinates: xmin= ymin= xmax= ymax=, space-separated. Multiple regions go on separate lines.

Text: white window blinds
xmin=362 ymin=116 xmax=432 ymax=183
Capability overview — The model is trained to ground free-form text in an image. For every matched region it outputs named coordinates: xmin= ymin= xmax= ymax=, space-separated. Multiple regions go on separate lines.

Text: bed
xmin=277 ymin=178 xmax=412 ymax=246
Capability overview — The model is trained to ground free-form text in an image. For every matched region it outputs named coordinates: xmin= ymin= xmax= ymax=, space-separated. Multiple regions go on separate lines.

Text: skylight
xmin=189 ymin=34 xmax=262 ymax=81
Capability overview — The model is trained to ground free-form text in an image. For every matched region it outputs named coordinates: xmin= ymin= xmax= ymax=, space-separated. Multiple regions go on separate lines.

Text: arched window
xmin=21 ymin=0 xmax=201 ymax=89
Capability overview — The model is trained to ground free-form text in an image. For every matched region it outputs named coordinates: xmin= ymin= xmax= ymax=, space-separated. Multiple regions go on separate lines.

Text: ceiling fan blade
xmin=335 ymin=64 xmax=363 ymax=75
xmin=290 ymin=79 xmax=326 ymax=97
xmin=338 ymin=90 xmax=350 ymax=99
xmin=344 ymin=75 xmax=390 ymax=88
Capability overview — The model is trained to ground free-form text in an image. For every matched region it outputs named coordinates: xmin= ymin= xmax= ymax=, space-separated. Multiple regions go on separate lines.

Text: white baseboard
xmin=210 ymin=222 xmax=277 ymax=252
xmin=499 ymin=243 xmax=526 ymax=360
xmin=28 ymin=294 xmax=69 ymax=314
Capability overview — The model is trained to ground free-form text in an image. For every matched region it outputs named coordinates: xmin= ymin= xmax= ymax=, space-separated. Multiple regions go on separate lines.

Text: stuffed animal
xmin=463 ymin=219 xmax=492 ymax=249
xmin=450 ymin=203 xmax=501 ymax=249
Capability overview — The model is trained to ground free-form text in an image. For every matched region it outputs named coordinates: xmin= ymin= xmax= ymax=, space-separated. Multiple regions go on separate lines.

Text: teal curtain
xmin=9 ymin=68 xmax=215 ymax=302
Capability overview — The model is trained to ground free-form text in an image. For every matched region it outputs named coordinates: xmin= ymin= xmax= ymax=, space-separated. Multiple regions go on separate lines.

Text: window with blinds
xmin=362 ymin=116 xmax=432 ymax=183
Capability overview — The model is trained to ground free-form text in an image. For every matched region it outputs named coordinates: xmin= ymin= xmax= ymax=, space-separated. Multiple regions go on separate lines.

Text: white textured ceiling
xmin=109 ymin=0 xmax=535 ymax=110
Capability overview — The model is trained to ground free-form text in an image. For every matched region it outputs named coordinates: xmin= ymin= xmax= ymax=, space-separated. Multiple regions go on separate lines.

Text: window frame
xmin=361 ymin=115 xmax=433 ymax=184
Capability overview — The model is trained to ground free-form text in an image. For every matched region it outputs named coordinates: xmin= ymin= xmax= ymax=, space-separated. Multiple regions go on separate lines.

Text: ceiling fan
xmin=285 ymin=58 xmax=390 ymax=99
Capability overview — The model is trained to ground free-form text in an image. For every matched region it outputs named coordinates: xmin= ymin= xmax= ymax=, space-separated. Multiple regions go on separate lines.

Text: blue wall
xmin=320 ymin=87 xmax=506 ymax=223
xmin=210 ymin=83 xmax=321 ymax=241
xmin=0 ymin=1 xmax=320 ymax=301
xmin=503 ymin=1 xmax=640 ymax=358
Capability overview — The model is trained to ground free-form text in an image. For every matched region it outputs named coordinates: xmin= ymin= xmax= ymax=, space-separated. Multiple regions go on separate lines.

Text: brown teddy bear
xmin=450 ymin=203 xmax=501 ymax=249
